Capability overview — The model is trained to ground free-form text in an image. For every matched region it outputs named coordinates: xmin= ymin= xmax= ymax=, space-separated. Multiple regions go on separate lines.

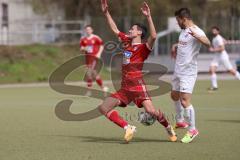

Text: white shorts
xmin=172 ymin=74 xmax=197 ymax=94
xmin=210 ymin=52 xmax=233 ymax=70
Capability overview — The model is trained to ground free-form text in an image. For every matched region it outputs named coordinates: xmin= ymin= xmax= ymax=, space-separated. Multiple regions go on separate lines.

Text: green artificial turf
xmin=0 ymin=80 xmax=240 ymax=160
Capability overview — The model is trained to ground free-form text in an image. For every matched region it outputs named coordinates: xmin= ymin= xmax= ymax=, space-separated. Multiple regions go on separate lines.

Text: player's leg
xmin=91 ymin=59 xmax=103 ymax=88
xmin=171 ymin=75 xmax=188 ymax=128
xmin=90 ymin=58 xmax=109 ymax=94
xmin=208 ymin=55 xmax=220 ymax=91
xmin=178 ymin=76 xmax=199 ymax=143
xmin=222 ymin=57 xmax=240 ymax=80
xmin=98 ymin=96 xmax=129 ymax=128
xmin=92 ymin=69 xmax=109 ymax=94
xmin=171 ymin=90 xmax=188 ymax=128
xmin=100 ymin=91 xmax=135 ymax=142
xmin=219 ymin=52 xmax=240 ymax=80
xmin=180 ymin=93 xmax=199 ymax=143
xmin=85 ymin=67 xmax=93 ymax=96
xmin=99 ymin=96 xmax=136 ymax=143
xmin=209 ymin=65 xmax=218 ymax=90
xmin=228 ymin=69 xmax=240 ymax=80
xmin=85 ymin=56 xmax=94 ymax=96
xmin=142 ymin=100 xmax=169 ymax=128
xmin=142 ymin=100 xmax=177 ymax=142
xmin=179 ymin=92 xmax=199 ymax=143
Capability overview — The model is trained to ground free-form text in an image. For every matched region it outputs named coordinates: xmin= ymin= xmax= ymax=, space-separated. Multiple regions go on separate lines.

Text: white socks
xmin=174 ymin=100 xmax=184 ymax=122
xmin=235 ymin=71 xmax=240 ymax=80
xmin=211 ymin=73 xmax=218 ymax=88
xmin=184 ymin=105 xmax=196 ymax=130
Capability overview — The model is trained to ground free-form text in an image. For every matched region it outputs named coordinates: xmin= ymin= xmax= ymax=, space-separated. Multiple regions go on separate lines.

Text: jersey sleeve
xmin=95 ymin=36 xmax=103 ymax=45
xmin=80 ymin=38 xmax=86 ymax=47
xmin=216 ymin=36 xmax=224 ymax=46
xmin=142 ymin=43 xmax=152 ymax=59
xmin=195 ymin=28 xmax=207 ymax=37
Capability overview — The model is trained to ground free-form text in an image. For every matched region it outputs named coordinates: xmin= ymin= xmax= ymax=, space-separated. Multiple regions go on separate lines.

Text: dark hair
xmin=175 ymin=8 xmax=192 ymax=19
xmin=133 ymin=23 xmax=148 ymax=39
xmin=212 ymin=26 xmax=220 ymax=31
xmin=84 ymin=24 xmax=92 ymax=29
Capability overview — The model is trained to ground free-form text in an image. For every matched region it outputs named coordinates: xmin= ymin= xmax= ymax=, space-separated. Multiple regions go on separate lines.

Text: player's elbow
xmin=205 ymin=41 xmax=211 ymax=48
xmin=219 ymin=47 xmax=225 ymax=52
xmin=151 ymin=33 xmax=157 ymax=40
xmin=112 ymin=28 xmax=120 ymax=35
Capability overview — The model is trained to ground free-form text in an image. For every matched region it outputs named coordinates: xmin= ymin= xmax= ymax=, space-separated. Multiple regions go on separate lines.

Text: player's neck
xmin=132 ymin=36 xmax=142 ymax=45
xmin=86 ymin=34 xmax=94 ymax=38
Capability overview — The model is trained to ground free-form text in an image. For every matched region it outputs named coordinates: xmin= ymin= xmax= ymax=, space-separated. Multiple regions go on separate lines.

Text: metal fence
xmin=0 ymin=20 xmax=86 ymax=45
xmin=1 ymin=17 xmax=240 ymax=56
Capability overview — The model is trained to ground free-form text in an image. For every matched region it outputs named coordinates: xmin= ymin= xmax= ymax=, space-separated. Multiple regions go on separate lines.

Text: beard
xmin=180 ymin=25 xmax=185 ymax=29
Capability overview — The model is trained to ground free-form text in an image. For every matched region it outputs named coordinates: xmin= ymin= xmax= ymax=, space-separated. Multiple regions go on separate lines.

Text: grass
xmin=0 ymin=44 xmax=111 ymax=84
xmin=0 ymin=80 xmax=240 ymax=160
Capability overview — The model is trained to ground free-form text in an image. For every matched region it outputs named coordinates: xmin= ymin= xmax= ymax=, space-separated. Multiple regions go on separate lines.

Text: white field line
xmin=0 ymin=74 xmax=236 ymax=89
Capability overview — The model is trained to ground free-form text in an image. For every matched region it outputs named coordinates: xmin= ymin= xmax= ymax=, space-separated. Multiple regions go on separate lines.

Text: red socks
xmin=106 ymin=110 xmax=128 ymax=128
xmin=157 ymin=111 xmax=169 ymax=128
xmin=87 ymin=76 xmax=103 ymax=88
xmin=105 ymin=110 xmax=168 ymax=129
xmin=87 ymin=79 xmax=93 ymax=88
xmin=96 ymin=76 xmax=103 ymax=88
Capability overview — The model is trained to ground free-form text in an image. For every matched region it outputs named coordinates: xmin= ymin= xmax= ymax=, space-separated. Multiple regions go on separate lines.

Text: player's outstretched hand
xmin=141 ymin=1 xmax=151 ymax=17
xmin=209 ymin=47 xmax=215 ymax=52
xmin=101 ymin=0 xmax=108 ymax=14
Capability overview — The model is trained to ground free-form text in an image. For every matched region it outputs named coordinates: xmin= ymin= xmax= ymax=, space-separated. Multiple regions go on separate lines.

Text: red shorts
xmin=111 ymin=84 xmax=151 ymax=108
xmin=86 ymin=55 xmax=97 ymax=69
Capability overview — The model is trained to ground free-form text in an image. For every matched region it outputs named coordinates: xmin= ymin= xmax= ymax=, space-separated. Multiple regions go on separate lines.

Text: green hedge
xmin=0 ymin=44 xmax=110 ymax=84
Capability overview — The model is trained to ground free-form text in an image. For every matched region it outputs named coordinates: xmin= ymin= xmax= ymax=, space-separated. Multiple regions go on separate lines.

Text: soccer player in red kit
xmin=99 ymin=0 xmax=177 ymax=143
xmin=80 ymin=25 xmax=109 ymax=96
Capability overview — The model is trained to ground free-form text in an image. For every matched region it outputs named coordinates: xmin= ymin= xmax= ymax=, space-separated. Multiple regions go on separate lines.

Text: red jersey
xmin=118 ymin=32 xmax=152 ymax=90
xmin=80 ymin=35 xmax=103 ymax=56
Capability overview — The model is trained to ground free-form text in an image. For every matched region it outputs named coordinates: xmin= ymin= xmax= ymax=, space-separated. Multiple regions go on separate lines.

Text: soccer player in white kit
xmin=208 ymin=26 xmax=240 ymax=91
xmin=171 ymin=8 xmax=211 ymax=143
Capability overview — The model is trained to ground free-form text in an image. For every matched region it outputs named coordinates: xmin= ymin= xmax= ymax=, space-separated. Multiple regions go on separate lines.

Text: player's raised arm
xmin=141 ymin=2 xmax=157 ymax=49
xmin=101 ymin=0 xmax=120 ymax=36
xmin=188 ymin=27 xmax=211 ymax=47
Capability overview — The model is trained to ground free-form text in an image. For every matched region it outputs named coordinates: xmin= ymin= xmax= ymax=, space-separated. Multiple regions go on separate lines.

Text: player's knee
xmin=171 ymin=91 xmax=179 ymax=101
xmin=145 ymin=107 xmax=156 ymax=116
xmin=209 ymin=66 xmax=216 ymax=74
xmin=180 ymin=99 xmax=190 ymax=108
xmin=98 ymin=105 xmax=104 ymax=114
xmin=228 ymin=69 xmax=235 ymax=75
xmin=209 ymin=68 xmax=213 ymax=74
xmin=98 ymin=104 xmax=108 ymax=115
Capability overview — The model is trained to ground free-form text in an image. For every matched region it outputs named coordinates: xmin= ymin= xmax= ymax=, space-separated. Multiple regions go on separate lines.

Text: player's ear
xmin=138 ymin=30 xmax=143 ymax=36
xmin=183 ymin=17 xmax=188 ymax=23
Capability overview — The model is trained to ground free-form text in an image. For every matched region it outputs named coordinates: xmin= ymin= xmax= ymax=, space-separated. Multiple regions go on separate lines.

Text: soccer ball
xmin=138 ymin=112 xmax=156 ymax=126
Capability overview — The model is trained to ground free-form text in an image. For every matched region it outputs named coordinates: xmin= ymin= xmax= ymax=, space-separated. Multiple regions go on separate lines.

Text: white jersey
xmin=212 ymin=34 xmax=227 ymax=55
xmin=210 ymin=34 xmax=233 ymax=70
xmin=175 ymin=25 xmax=206 ymax=76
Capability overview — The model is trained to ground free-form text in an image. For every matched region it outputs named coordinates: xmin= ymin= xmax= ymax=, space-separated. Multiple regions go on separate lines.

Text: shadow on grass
xmin=207 ymin=119 xmax=240 ymax=124
xmin=48 ymin=135 xmax=171 ymax=144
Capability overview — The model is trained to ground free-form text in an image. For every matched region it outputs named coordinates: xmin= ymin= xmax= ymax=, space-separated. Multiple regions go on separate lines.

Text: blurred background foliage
xmin=25 ymin=0 xmax=240 ymax=39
